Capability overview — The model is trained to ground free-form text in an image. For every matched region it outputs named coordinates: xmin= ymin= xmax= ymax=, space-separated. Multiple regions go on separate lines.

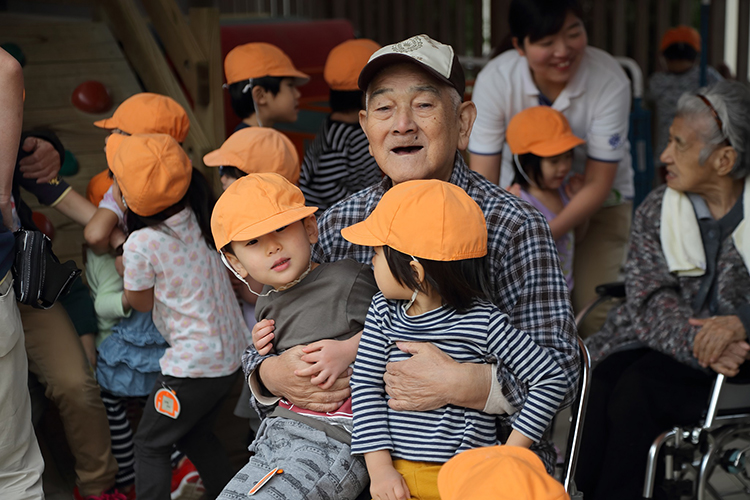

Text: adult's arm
xmin=0 ymin=51 xmax=23 ymax=227
xmin=467 ymin=62 xmax=507 ymax=186
xmin=469 ymin=153 xmax=502 ymax=185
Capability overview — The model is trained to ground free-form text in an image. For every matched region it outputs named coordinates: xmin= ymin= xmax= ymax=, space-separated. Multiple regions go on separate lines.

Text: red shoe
xmin=73 ymin=486 xmax=128 ymax=500
xmin=171 ymin=458 xmax=204 ymax=499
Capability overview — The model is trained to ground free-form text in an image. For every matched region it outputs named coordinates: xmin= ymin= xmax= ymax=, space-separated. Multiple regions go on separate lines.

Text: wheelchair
xmin=569 ymin=282 xmax=750 ymax=500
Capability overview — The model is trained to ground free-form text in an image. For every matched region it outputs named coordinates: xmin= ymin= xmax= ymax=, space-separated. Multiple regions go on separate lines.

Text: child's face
xmin=540 ymin=150 xmax=573 ymax=190
xmin=371 ymin=246 xmax=416 ymax=302
xmin=227 ymin=217 xmax=318 ymax=289
xmin=264 ymin=78 xmax=301 ymax=123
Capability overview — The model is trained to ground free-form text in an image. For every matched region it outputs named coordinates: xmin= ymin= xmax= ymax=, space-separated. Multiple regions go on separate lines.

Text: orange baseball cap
xmin=106 ymin=133 xmax=192 ymax=217
xmin=506 ymin=106 xmax=585 ymax=157
xmin=224 ymin=43 xmax=310 ymax=86
xmin=324 ymin=39 xmax=381 ymax=91
xmin=211 ymin=173 xmax=317 ymax=250
xmin=86 ymin=169 xmax=113 ymax=206
xmin=341 ymin=179 xmax=486 ymax=261
xmin=93 ymin=93 xmax=190 ymax=143
xmin=661 ymin=26 xmax=701 ymax=52
xmin=203 ymin=128 xmax=300 ymax=184
xmin=438 ymin=446 xmax=570 ymax=500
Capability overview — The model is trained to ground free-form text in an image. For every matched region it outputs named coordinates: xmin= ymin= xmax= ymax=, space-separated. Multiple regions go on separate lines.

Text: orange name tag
xmin=154 ymin=388 xmax=180 ymax=419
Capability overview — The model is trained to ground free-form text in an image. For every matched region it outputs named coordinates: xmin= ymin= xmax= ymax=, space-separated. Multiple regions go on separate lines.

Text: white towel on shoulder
xmin=661 ymin=176 xmax=750 ymax=276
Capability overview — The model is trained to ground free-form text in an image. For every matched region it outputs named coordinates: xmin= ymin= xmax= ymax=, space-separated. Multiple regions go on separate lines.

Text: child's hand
xmin=565 ymin=173 xmax=586 ymax=198
xmin=297 ymin=333 xmax=361 ymax=389
xmin=252 ymin=319 xmax=275 ymax=355
xmin=369 ymin=464 xmax=411 ymax=500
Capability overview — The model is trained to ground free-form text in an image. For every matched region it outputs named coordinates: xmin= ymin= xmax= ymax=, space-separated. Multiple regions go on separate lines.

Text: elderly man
xmin=230 ymin=35 xmax=578 ymax=499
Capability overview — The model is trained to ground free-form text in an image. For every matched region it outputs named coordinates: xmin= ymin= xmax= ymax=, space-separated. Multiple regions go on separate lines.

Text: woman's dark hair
xmin=662 ymin=43 xmax=698 ymax=63
xmin=228 ymin=76 xmax=284 ymax=119
xmin=509 ymin=0 xmax=585 ymax=45
xmin=512 ymin=152 xmax=545 ymax=189
xmin=383 ymin=246 xmax=491 ymax=313
xmin=329 ymin=89 xmax=365 ymax=114
xmin=126 ymin=167 xmax=217 ymax=249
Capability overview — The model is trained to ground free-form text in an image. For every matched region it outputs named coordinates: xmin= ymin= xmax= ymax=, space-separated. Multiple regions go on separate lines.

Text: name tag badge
xmin=154 ymin=387 xmax=181 ymax=419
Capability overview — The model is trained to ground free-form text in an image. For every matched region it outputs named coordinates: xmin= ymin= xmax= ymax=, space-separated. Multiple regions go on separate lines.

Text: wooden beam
xmin=612 ymin=0 xmax=626 ymax=56
xmin=655 ymin=0 xmax=670 ymax=71
xmin=591 ymin=0 xmax=607 ymax=50
xmin=189 ymin=7 xmax=225 ymax=147
xmin=140 ymin=0 xmax=209 ymax=106
xmin=678 ymin=0 xmax=692 ymax=26
xmin=98 ymin=0 xmax=214 ymax=171
xmin=738 ymin=0 xmax=750 ymax=83
xmin=634 ymin=0 xmax=650 ymax=77
xmin=710 ymin=0 xmax=726 ymax=69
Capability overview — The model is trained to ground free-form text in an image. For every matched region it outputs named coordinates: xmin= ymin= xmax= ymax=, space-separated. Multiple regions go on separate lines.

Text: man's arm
xmin=0 ymin=50 xmax=24 ymax=227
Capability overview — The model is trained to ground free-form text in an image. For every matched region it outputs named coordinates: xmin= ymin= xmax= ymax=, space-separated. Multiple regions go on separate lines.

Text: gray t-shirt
xmin=256 ymin=258 xmax=378 ymax=352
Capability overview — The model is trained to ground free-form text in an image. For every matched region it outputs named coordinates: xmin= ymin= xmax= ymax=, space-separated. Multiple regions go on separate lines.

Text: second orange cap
xmin=506 ymin=106 xmax=585 ymax=158
xmin=224 ymin=43 xmax=310 ymax=86
xmin=324 ymin=39 xmax=381 ymax=91
xmin=94 ymin=93 xmax=190 ymax=143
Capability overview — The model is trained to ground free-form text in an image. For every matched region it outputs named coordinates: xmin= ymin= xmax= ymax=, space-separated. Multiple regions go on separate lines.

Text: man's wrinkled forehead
xmin=365 ymin=62 xmax=448 ymax=100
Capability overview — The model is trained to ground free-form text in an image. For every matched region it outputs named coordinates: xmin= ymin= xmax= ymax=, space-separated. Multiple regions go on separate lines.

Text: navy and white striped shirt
xmin=299 ymin=118 xmax=382 ymax=214
xmin=350 ymin=294 xmax=567 ymax=462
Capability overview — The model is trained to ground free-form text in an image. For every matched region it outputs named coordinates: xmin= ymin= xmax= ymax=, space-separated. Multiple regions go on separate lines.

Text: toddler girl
xmin=342 ymin=179 xmax=567 ymax=500
xmin=507 ymin=106 xmax=587 ymax=290
xmin=106 ymin=133 xmax=248 ymax=499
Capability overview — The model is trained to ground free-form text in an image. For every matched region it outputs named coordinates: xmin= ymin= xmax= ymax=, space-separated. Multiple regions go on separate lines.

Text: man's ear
xmin=359 ymin=109 xmax=374 ymax=157
xmin=457 ymin=101 xmax=478 ymax=151
xmin=713 ymin=145 xmax=739 ymax=177
xmin=410 ymin=259 xmax=426 ymax=287
xmin=224 ymin=250 xmax=249 ymax=278
xmin=303 ymin=215 xmax=319 ymax=244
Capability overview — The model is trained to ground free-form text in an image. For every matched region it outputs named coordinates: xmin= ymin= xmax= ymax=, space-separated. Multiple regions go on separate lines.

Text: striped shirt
xmin=351 ymin=294 xmax=567 ymax=462
xmin=299 ymin=118 xmax=382 ymax=213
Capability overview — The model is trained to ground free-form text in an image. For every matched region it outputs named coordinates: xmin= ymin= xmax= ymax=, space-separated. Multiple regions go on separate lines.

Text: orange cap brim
xmin=94 ymin=116 xmax=118 ymax=129
xmin=223 ymin=206 xmax=318 ymax=248
xmin=340 ymin=220 xmax=386 ymax=248
xmin=203 ymin=149 xmax=244 ymax=168
xmin=525 ymin=135 xmax=586 ymax=158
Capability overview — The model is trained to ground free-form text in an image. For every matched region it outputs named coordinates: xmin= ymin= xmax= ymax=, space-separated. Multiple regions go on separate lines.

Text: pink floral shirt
xmin=124 ymin=208 xmax=248 ymax=378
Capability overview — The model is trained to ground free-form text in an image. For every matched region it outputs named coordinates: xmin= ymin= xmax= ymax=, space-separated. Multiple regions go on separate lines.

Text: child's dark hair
xmin=228 ymin=76 xmax=283 ymax=119
xmin=329 ymin=89 xmax=365 ymax=114
xmin=512 ymin=153 xmax=545 ymax=189
xmin=383 ymin=246 xmax=491 ymax=313
xmin=662 ymin=43 xmax=698 ymax=63
xmin=126 ymin=167 xmax=217 ymax=249
xmin=219 ymin=165 xmax=247 ymax=181
xmin=509 ymin=0 xmax=584 ymax=45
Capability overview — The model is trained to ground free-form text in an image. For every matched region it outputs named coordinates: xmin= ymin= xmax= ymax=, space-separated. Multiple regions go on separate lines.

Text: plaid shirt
xmin=242 ymin=154 xmax=579 ymax=471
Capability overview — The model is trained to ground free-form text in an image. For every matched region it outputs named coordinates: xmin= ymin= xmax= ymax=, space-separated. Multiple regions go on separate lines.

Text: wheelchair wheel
xmin=696 ymin=424 xmax=750 ymax=500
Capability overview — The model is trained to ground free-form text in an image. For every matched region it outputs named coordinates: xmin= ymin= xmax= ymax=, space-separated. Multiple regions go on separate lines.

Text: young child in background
xmin=224 ymin=42 xmax=309 ymax=132
xmin=341 ymin=180 xmax=567 ymax=500
xmin=203 ymin=126 xmax=300 ymax=428
xmin=506 ymin=106 xmax=586 ymax=291
xmin=106 ymin=133 xmax=248 ymax=499
xmin=648 ymin=26 xmax=723 ymax=172
xmin=211 ymin=173 xmax=378 ymax=500
xmin=84 ymin=92 xmax=190 ymax=255
xmin=299 ymin=39 xmax=382 ymax=214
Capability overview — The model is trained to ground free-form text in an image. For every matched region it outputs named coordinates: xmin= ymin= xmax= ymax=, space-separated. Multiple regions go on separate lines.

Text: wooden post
xmin=678 ymin=0 xmax=693 ymax=26
xmin=655 ymin=0 xmax=671 ymax=71
xmin=455 ymin=0 xmax=466 ymax=56
xmin=98 ymin=0 xmax=213 ymax=171
xmin=634 ymin=0 xmax=650 ymax=77
xmin=472 ymin=0 xmax=482 ymax=56
xmin=591 ymin=0 xmax=607 ymax=50
xmin=140 ymin=0 xmax=210 ymax=106
xmin=189 ymin=7 xmax=224 ymax=146
xmin=490 ymin=0 xmax=510 ymax=52
xmin=613 ymin=0 xmax=626 ymax=56
xmin=710 ymin=0 xmax=727 ymax=69
xmin=738 ymin=0 xmax=750 ymax=83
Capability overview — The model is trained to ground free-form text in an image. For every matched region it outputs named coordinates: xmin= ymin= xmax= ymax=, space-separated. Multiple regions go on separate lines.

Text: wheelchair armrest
xmin=595 ymin=282 xmax=626 ymax=299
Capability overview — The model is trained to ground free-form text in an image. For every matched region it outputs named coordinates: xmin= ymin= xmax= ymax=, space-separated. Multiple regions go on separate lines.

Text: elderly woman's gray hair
xmin=676 ymin=80 xmax=750 ymax=179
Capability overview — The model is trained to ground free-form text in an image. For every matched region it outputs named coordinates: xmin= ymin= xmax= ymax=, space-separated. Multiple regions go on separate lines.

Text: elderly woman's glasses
xmin=696 ymin=94 xmax=731 ymax=147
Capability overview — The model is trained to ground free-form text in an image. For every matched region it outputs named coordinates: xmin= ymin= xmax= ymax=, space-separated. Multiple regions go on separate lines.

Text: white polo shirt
xmin=468 ymin=46 xmax=634 ymax=203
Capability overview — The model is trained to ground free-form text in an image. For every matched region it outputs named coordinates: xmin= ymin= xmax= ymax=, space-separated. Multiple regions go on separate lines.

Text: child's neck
xmin=243 ymin=111 xmax=274 ymax=129
xmin=526 ymin=184 xmax=565 ymax=215
xmin=271 ymin=262 xmax=318 ymax=291
xmin=405 ymin=288 xmax=443 ymax=316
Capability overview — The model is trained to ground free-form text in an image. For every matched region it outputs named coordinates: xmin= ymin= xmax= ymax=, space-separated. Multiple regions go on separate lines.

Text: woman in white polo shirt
xmin=469 ymin=0 xmax=634 ymax=336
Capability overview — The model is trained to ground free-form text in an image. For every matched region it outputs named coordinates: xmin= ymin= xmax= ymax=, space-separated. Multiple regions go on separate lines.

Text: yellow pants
xmin=382 ymin=459 xmax=443 ymax=500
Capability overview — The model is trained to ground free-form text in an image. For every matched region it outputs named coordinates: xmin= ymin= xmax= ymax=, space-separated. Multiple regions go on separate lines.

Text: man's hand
xmin=18 ymin=137 xmax=60 ymax=184
xmin=709 ymin=340 xmax=750 ymax=378
xmin=258 ymin=345 xmax=352 ymax=412
xmin=691 ymin=315 xmax=747 ymax=367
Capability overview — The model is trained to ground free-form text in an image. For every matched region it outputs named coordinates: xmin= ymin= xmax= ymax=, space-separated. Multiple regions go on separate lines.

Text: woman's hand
xmin=257 ymin=345 xmax=352 ymax=412
xmin=691 ymin=315 xmax=747 ymax=367
xmin=709 ymin=340 xmax=750 ymax=377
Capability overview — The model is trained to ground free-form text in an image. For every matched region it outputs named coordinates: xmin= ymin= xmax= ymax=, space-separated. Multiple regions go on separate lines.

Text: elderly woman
xmin=575 ymin=80 xmax=750 ymax=500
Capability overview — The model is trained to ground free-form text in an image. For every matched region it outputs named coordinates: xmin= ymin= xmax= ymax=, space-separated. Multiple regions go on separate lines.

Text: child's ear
xmin=224 ymin=251 xmax=249 ymax=278
xmin=251 ymin=85 xmax=267 ymax=106
xmin=303 ymin=215 xmax=319 ymax=244
xmin=410 ymin=259 xmax=426 ymax=286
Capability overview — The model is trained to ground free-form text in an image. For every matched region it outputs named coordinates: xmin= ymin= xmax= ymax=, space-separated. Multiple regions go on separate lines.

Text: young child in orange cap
xmin=106 ymin=133 xmax=248 ymax=499
xmin=204 ymin=126 xmax=300 ymax=190
xmin=224 ymin=42 xmax=309 ymax=131
xmin=299 ymin=39 xmax=382 ymax=214
xmin=211 ymin=173 xmax=378 ymax=500
xmin=85 ymin=92 xmax=191 ymax=255
xmin=506 ymin=106 xmax=586 ymax=291
xmin=341 ymin=180 xmax=567 ymax=500
xmin=437 ymin=446 xmax=569 ymax=500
